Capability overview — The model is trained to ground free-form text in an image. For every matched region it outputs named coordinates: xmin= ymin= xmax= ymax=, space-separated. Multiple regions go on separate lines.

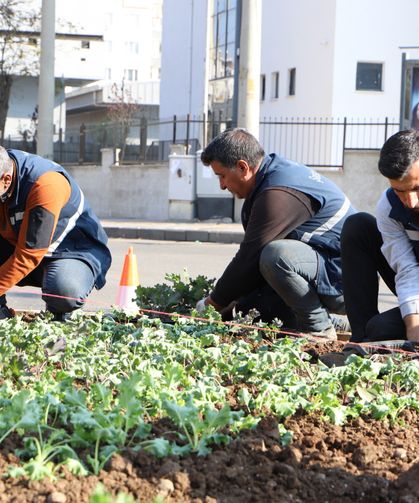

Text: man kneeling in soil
xmin=196 ymin=128 xmax=355 ymax=339
xmin=0 ymin=146 xmax=111 ymax=321
xmin=341 ymin=129 xmax=419 ymax=345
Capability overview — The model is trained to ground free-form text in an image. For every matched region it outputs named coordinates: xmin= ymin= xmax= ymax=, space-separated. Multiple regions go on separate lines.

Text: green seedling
xmin=162 ymin=399 xmax=242 ymax=455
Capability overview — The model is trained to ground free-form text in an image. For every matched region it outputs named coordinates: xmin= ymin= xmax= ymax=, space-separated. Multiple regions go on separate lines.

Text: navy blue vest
xmin=242 ymin=154 xmax=356 ymax=295
xmin=386 ymin=188 xmax=419 ymax=263
xmin=7 ymin=150 xmax=111 ymax=289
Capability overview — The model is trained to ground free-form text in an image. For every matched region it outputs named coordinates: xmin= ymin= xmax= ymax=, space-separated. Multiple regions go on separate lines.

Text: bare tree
xmin=0 ymin=0 xmax=40 ymax=141
xmin=107 ymin=80 xmax=138 ymax=162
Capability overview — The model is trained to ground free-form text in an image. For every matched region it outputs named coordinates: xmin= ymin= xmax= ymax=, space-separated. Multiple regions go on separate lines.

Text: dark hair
xmin=201 ymin=128 xmax=265 ymax=169
xmin=378 ymin=129 xmax=419 ymax=179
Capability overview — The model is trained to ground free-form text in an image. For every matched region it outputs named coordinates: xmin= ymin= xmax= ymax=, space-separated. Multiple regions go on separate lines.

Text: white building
xmin=259 ymin=0 xmax=418 ymax=122
xmin=4 ymin=0 xmax=162 ymax=143
xmin=160 ymin=0 xmax=419 ymax=160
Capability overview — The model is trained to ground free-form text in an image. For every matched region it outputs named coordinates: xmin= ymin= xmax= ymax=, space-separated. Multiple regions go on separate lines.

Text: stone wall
xmin=319 ymin=150 xmax=388 ymax=214
xmin=66 ymin=161 xmax=169 ymax=220
xmin=65 ymin=149 xmax=390 ymax=221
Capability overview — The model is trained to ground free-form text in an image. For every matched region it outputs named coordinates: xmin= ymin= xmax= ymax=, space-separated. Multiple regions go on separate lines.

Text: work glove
xmin=195 ymin=298 xmax=207 ymax=314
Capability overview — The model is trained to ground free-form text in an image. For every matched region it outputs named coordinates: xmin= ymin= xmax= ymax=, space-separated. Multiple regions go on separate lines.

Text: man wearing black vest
xmin=195 ymin=128 xmax=356 ymax=339
xmin=341 ymin=129 xmax=419 ymax=343
xmin=0 ymin=146 xmax=112 ymax=321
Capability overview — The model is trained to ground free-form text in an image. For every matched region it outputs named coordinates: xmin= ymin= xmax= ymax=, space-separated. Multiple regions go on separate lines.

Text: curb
xmin=103 ymin=226 xmax=244 ymax=244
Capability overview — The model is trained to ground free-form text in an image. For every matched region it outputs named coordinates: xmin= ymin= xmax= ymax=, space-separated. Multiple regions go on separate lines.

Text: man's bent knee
xmin=259 ymin=240 xmax=294 ymax=275
xmin=341 ymin=212 xmax=376 ymax=244
xmin=43 ymin=277 xmax=88 ymax=313
xmin=43 ymin=293 xmax=84 ymax=313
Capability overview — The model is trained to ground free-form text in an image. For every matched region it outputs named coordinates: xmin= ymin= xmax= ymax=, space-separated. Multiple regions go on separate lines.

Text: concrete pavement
xmin=101 ymin=219 xmax=244 ymax=244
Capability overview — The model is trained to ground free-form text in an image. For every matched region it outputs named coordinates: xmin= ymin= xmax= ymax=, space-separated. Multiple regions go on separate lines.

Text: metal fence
xmin=1 ymin=115 xmax=399 ymax=168
xmin=259 ymin=117 xmax=400 ymax=168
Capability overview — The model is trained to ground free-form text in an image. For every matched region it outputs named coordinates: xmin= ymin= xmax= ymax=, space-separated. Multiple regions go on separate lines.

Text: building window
xmin=210 ymin=0 xmax=237 ymax=80
xmin=124 ymin=69 xmax=138 ymax=81
xmin=260 ymin=74 xmax=266 ymax=101
xmin=288 ymin=68 xmax=296 ymax=96
xmin=271 ymin=71 xmax=279 ymax=99
xmin=356 ymin=62 xmax=383 ymax=91
xmin=81 ymin=40 xmax=90 ymax=49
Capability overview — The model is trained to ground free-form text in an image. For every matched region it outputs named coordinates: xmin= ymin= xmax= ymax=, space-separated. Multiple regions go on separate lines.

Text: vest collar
xmin=245 ymin=154 xmax=274 ymax=201
xmin=4 ymin=152 xmax=21 ymax=208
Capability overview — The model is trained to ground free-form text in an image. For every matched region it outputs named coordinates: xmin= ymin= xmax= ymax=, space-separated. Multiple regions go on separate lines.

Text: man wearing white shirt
xmin=341 ymin=129 xmax=419 ymax=343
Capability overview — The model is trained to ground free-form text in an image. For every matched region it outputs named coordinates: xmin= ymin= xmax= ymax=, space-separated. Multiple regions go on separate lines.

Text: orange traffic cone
xmin=116 ymin=246 xmax=140 ymax=310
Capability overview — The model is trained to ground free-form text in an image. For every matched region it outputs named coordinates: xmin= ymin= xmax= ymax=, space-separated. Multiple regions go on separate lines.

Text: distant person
xmin=0 ymin=147 xmax=112 ymax=321
xmin=341 ymin=129 xmax=419 ymax=343
xmin=196 ymin=128 xmax=356 ymax=339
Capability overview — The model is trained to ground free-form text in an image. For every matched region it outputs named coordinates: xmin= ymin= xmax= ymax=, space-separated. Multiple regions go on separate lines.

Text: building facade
xmin=4 ymin=0 xmax=162 ymax=143
xmin=159 ymin=0 xmax=419 ymax=153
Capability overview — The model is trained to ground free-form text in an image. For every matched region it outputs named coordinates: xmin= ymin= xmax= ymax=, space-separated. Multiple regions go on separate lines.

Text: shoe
xmin=50 ymin=312 xmax=71 ymax=323
xmin=401 ymin=341 xmax=419 ymax=353
xmin=307 ymin=324 xmax=337 ymax=341
xmin=0 ymin=304 xmax=15 ymax=320
xmin=319 ymin=344 xmax=367 ymax=367
xmin=330 ymin=314 xmax=351 ymax=334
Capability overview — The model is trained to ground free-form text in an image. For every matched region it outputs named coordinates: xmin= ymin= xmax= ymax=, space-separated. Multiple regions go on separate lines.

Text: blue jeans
xmin=259 ymin=240 xmax=345 ymax=332
xmin=0 ymin=238 xmax=95 ymax=314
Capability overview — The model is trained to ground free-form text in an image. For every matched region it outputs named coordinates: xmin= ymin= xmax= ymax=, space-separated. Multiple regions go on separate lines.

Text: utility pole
xmin=236 ymin=0 xmax=262 ymax=137
xmin=234 ymin=0 xmax=262 ymax=221
xmin=37 ymin=0 xmax=55 ymax=159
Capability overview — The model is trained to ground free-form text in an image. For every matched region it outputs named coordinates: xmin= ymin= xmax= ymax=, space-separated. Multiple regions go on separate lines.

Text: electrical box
xmin=168 ymin=155 xmax=196 ymax=219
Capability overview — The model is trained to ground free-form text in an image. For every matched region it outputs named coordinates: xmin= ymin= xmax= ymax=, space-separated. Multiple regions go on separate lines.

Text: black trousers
xmin=341 ymin=212 xmax=405 ymax=342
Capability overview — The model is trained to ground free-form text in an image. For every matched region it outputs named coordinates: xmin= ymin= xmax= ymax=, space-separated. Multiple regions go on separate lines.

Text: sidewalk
xmin=101 ymin=218 xmax=244 ymax=244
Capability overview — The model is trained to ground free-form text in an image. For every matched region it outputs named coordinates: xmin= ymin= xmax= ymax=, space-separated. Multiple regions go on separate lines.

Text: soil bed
xmin=0 ymin=314 xmax=417 ymax=503
xmin=0 ymin=411 xmax=417 ymax=503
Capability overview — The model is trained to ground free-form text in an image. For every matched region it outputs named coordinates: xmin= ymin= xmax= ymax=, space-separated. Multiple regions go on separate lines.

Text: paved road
xmin=7 ymin=237 xmax=397 ymax=314
xmin=8 ymin=238 xmax=238 ymax=312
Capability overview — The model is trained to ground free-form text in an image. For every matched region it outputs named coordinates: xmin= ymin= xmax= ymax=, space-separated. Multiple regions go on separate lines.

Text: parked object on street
xmin=116 ymin=246 xmax=140 ymax=311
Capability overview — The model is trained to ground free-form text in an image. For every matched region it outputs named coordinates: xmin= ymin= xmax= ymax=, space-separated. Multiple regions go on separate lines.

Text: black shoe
xmin=319 ymin=344 xmax=367 ymax=368
xmin=0 ymin=304 xmax=14 ymax=320
xmin=401 ymin=341 xmax=419 ymax=353
xmin=50 ymin=312 xmax=71 ymax=323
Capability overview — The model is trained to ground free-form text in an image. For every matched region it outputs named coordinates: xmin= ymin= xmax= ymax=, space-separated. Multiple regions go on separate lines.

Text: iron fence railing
xmin=259 ymin=117 xmax=400 ymax=168
xmin=1 ymin=115 xmax=400 ymax=168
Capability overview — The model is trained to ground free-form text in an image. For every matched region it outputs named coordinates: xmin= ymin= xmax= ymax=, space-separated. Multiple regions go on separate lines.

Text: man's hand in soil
xmin=196 ymin=296 xmax=236 ymax=318
xmin=404 ymin=313 xmax=419 ymax=342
